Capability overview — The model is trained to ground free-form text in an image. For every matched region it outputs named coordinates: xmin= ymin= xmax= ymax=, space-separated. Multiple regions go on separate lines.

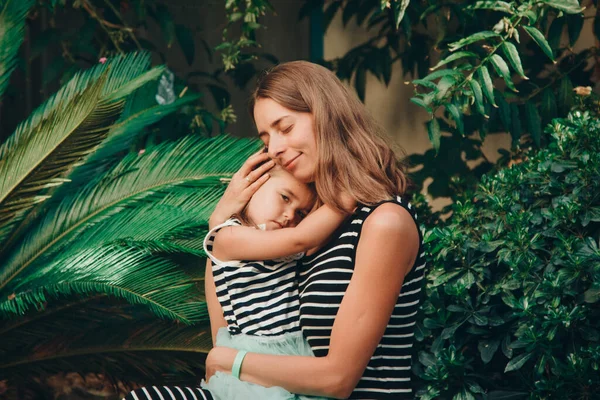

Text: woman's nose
xmin=267 ymin=134 xmax=286 ymax=159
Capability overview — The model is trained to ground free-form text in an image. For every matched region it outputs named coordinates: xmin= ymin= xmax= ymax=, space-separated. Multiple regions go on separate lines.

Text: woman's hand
xmin=205 ymin=346 xmax=238 ymax=381
xmin=210 ymin=150 xmax=275 ymax=228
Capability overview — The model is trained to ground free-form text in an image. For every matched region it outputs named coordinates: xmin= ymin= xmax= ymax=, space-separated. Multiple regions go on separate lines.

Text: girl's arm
xmin=205 ymin=258 xmax=227 ymax=344
xmin=205 ymin=203 xmax=420 ymax=398
xmin=212 ymin=204 xmax=348 ymax=262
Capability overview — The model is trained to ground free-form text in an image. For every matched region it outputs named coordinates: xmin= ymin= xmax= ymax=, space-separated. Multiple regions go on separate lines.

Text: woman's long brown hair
xmin=249 ymin=61 xmax=409 ymax=212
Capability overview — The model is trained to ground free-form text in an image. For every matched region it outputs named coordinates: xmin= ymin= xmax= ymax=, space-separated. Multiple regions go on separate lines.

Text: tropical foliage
xmin=413 ymin=109 xmax=600 ymax=399
xmin=300 ymin=0 xmax=594 ymax=201
xmin=0 ymin=4 xmax=261 ymax=395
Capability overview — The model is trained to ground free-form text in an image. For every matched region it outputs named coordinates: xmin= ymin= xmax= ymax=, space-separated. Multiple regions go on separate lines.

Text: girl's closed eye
xmin=281 ymin=194 xmax=290 ymax=203
xmin=282 ymin=125 xmax=293 ymax=133
xmin=296 ymin=210 xmax=307 ymax=219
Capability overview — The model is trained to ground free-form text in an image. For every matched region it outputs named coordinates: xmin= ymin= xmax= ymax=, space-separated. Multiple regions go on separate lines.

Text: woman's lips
xmin=284 ymin=154 xmax=301 ymax=169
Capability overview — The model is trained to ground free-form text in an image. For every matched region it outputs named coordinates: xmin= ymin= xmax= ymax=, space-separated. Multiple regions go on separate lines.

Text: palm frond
xmin=1 ymin=301 xmax=212 ymax=385
xmin=0 ymin=134 xmax=259 ymax=292
xmin=0 ymin=241 xmax=207 ymax=323
xmin=0 ymin=0 xmax=35 ymax=100
xmin=61 ymin=93 xmax=201 ymax=194
xmin=56 ymin=187 xmax=220 ymax=257
xmin=0 ymin=52 xmax=164 ymax=253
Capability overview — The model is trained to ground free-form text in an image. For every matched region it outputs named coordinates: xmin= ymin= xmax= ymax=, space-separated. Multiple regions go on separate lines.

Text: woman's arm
xmin=205 ymin=258 xmax=227 ymax=344
xmin=206 ymin=203 xmax=420 ymax=398
xmin=212 ymin=205 xmax=348 ymax=261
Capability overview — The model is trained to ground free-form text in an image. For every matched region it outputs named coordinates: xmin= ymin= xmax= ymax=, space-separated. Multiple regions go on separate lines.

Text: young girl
xmin=200 ymin=164 xmax=349 ymax=400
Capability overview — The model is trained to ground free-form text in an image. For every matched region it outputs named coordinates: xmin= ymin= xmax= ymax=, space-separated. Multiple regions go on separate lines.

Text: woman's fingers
xmin=245 ymin=172 xmax=271 ymax=196
xmin=238 ymin=150 xmax=271 ymax=177
xmin=245 ymin=159 xmax=275 ymax=183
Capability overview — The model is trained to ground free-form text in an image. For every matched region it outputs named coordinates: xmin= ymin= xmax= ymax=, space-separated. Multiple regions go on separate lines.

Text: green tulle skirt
xmin=200 ymin=328 xmax=332 ymax=400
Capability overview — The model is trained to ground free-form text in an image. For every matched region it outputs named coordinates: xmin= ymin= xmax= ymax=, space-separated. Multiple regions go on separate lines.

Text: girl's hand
xmin=205 ymin=346 xmax=238 ymax=381
xmin=210 ymin=150 xmax=275 ymax=227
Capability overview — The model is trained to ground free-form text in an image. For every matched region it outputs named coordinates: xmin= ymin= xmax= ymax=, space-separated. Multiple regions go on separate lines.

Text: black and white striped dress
xmin=299 ymin=196 xmax=425 ymax=399
xmin=204 ymin=218 xmax=303 ymax=337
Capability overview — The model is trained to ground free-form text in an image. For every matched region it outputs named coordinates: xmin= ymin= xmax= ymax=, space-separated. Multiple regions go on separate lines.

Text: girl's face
xmin=245 ymin=170 xmax=315 ymax=231
xmin=253 ymin=97 xmax=318 ymax=184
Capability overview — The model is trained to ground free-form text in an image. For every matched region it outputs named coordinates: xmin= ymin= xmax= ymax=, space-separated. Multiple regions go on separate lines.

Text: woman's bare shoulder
xmin=358 ymin=202 xmax=420 ymax=275
xmin=362 ymin=202 xmax=418 ymax=235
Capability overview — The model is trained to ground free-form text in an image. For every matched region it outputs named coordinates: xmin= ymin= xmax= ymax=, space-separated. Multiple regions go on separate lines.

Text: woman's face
xmin=253 ymin=97 xmax=318 ymax=184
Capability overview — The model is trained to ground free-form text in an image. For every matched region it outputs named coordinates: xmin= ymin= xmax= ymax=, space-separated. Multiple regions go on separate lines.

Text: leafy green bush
xmin=414 ymin=110 xmax=600 ymax=400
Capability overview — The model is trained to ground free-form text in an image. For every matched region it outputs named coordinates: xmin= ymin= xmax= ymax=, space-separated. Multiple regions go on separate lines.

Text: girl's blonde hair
xmin=249 ymin=61 xmax=410 ymax=212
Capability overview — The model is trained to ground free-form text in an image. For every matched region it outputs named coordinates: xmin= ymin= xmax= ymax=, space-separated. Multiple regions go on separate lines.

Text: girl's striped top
xmin=203 ymin=218 xmax=303 ymax=336
xmin=298 ymin=197 xmax=426 ymax=399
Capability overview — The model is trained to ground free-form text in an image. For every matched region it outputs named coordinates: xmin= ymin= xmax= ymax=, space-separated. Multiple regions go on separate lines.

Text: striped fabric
xmin=204 ymin=218 xmax=303 ymax=336
xmin=124 ymin=385 xmax=214 ymax=400
xmin=298 ymin=197 xmax=426 ymax=399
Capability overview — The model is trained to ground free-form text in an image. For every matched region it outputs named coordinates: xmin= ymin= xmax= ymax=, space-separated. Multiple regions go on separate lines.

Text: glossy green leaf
xmin=427 ymin=118 xmax=441 ymax=153
xmin=411 ymin=96 xmax=432 ymax=113
xmin=393 ymin=0 xmax=410 ymax=28
xmin=505 ymin=352 xmax=534 ymax=372
xmin=446 ymin=103 xmax=464 ymax=136
xmin=422 ymin=68 xmax=464 ymax=81
xmin=466 ymin=1 xmax=514 ymax=13
xmin=449 ymin=31 xmax=501 ymax=51
xmin=523 ymin=25 xmax=555 ymax=62
xmin=541 ymin=0 xmax=584 ymax=14
xmin=502 ymin=42 xmax=527 ymax=78
xmin=479 ymin=339 xmax=501 ymax=363
xmin=469 ymin=79 xmax=486 ymax=116
xmin=412 ymin=79 xmax=439 ymax=90
xmin=435 ymin=75 xmax=457 ymax=100
xmin=431 ymin=51 xmax=478 ymax=71
xmin=478 ymin=66 xmax=496 ymax=106
xmin=490 ymin=54 xmax=518 ymax=92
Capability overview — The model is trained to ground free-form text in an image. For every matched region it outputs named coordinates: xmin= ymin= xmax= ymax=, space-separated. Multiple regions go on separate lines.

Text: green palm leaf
xmin=0 ymin=0 xmax=34 ymax=100
xmin=0 ymin=242 xmax=206 ymax=323
xmin=1 ymin=302 xmax=212 ymax=384
xmin=0 ymin=53 xmax=165 ymax=253
xmin=60 ymin=93 xmax=201 ymax=193
xmin=0 ymin=134 xmax=259 ymax=293
xmin=57 ymin=187 xmax=220 ymax=257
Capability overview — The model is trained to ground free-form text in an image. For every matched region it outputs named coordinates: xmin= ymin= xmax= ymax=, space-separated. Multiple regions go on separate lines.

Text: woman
xmin=125 ymin=61 xmax=424 ymax=400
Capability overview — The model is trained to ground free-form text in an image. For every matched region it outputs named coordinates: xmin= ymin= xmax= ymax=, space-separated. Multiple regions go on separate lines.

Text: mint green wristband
xmin=232 ymin=350 xmax=248 ymax=379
